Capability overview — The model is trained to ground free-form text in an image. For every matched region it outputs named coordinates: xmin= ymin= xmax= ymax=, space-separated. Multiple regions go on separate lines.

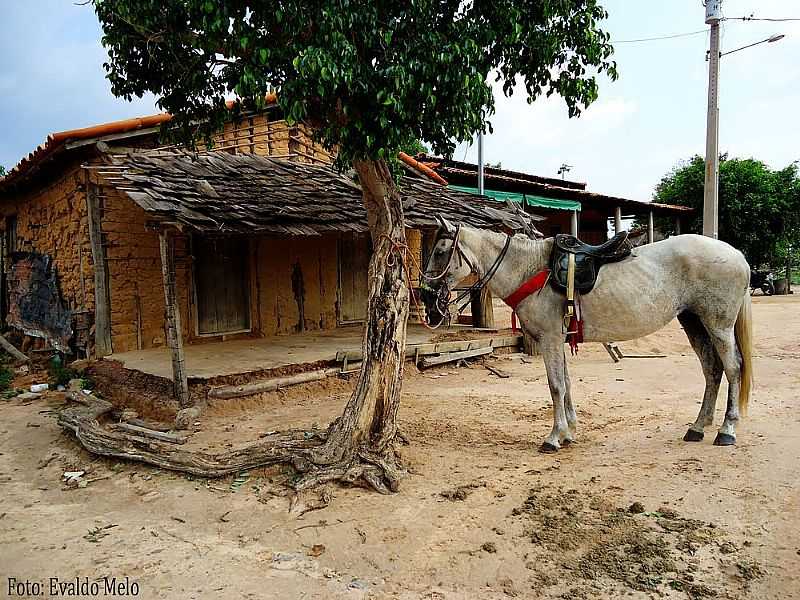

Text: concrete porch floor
xmin=108 ymin=323 xmax=500 ymax=381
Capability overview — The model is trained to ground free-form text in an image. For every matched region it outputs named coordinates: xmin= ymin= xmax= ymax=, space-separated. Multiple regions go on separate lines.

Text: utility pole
xmin=477 ymin=130 xmax=485 ymax=195
xmin=703 ymin=0 xmax=722 ymax=238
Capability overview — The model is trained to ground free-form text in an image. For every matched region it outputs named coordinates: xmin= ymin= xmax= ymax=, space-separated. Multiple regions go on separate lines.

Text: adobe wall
xmin=251 ymin=234 xmax=339 ymax=335
xmin=98 ymin=184 xmax=191 ymax=354
xmin=0 ymin=161 xmax=95 ymax=315
xmin=212 ymin=114 xmax=334 ymax=164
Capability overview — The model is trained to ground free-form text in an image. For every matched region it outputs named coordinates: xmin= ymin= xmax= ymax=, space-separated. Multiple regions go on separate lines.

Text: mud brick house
xmin=0 ymin=103 xmax=532 ymax=410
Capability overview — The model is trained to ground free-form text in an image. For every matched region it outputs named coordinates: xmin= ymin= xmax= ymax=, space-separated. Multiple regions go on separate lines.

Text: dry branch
xmin=57 ymin=392 xmax=325 ymax=478
xmin=0 ymin=333 xmax=29 ymax=364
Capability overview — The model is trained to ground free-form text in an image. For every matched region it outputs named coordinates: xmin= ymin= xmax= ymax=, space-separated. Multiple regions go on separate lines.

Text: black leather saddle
xmin=550 ymin=231 xmax=632 ymax=294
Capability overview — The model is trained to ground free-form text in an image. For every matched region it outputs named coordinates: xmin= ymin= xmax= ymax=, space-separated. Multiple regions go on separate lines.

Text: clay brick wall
xmin=98 ymin=184 xmax=191 ymax=354
xmin=0 ymin=161 xmax=94 ymax=315
xmin=210 ymin=114 xmax=334 ymax=165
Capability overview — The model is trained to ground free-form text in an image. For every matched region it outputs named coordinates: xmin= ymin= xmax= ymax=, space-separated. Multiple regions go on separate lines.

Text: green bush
xmin=0 ymin=366 xmax=13 ymax=392
xmin=48 ymin=356 xmax=78 ymax=388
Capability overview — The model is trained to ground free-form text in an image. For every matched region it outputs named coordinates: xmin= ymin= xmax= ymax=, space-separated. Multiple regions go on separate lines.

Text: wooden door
xmin=194 ymin=236 xmax=250 ymax=335
xmin=338 ymin=234 xmax=371 ymax=323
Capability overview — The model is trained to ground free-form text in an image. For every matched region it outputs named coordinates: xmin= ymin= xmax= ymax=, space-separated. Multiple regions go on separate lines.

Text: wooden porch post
xmin=85 ymin=175 xmax=113 ymax=357
xmin=158 ymin=228 xmax=191 ymax=418
xmin=614 ymin=206 xmax=623 ymax=234
xmin=570 ymin=210 xmax=578 ymax=237
xmin=647 ymin=211 xmax=655 ymax=244
xmin=470 ymin=287 xmax=495 ymax=328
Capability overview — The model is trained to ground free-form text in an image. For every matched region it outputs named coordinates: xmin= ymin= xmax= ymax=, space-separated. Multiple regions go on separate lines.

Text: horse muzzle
xmin=418 ymin=281 xmax=447 ymax=326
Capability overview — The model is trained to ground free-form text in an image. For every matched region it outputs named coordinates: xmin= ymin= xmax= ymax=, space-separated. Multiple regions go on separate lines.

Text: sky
xmin=1 ymin=0 xmax=799 ymax=201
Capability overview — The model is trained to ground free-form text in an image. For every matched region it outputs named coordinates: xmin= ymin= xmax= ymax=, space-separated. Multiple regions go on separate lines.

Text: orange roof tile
xmin=0 ymin=94 xmax=278 ymax=191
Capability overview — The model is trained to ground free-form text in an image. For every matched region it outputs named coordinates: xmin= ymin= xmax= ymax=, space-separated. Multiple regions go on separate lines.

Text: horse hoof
xmin=539 ymin=442 xmax=559 ymax=454
xmin=713 ymin=433 xmax=736 ymax=446
xmin=561 ymin=438 xmax=576 ymax=446
xmin=683 ymin=429 xmax=704 ymax=442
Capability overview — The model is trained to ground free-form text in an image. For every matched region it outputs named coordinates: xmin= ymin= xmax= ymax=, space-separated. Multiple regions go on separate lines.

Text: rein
xmin=420 ymin=227 xmax=512 ymax=325
xmin=378 ymin=226 xmax=512 ymax=330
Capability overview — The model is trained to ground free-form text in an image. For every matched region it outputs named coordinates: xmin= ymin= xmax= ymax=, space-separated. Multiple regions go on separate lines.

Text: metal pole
xmin=703 ymin=3 xmax=722 ymax=238
xmin=477 ymin=131 xmax=484 ymax=195
xmin=571 ymin=210 xmax=578 ymax=237
xmin=647 ymin=211 xmax=655 ymax=244
xmin=614 ymin=206 xmax=622 ymax=234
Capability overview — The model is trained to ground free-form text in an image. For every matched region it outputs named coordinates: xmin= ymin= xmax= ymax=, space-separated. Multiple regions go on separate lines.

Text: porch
xmin=108 ymin=322 xmax=518 ymax=382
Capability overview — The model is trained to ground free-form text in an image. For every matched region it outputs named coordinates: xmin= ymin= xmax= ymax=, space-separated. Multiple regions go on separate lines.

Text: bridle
xmin=421 ymin=225 xmax=512 ymax=325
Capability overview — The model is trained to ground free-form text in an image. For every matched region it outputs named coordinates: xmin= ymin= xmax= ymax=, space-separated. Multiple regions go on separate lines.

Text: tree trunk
xmin=297 ymin=158 xmax=409 ymax=493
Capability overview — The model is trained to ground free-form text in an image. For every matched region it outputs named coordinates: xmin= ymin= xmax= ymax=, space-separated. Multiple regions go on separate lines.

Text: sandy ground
xmin=1 ymin=295 xmax=798 ymax=599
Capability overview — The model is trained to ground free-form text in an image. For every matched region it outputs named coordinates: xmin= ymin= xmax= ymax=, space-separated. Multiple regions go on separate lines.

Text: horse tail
xmin=734 ymin=291 xmax=753 ymax=416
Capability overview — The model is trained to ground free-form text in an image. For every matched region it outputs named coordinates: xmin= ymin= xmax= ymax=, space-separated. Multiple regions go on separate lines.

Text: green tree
xmin=0 ymin=166 xmax=6 ymax=177
xmin=93 ymin=0 xmax=616 ymax=491
xmin=651 ymin=155 xmax=799 ymax=269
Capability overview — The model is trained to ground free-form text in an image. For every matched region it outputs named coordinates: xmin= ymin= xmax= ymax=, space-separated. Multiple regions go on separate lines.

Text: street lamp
xmin=703 ymin=1 xmax=786 ymax=238
xmin=720 ymin=34 xmax=785 ymax=57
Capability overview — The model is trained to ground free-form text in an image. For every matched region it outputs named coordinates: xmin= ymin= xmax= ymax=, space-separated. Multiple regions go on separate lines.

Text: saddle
xmin=550 ymin=231 xmax=632 ymax=352
xmin=550 ymin=231 xmax=632 ymax=295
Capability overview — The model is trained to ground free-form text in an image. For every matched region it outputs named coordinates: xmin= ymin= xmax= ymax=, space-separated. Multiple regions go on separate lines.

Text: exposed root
xmin=56 ymin=392 xmax=405 ymax=493
xmin=293 ymin=449 xmax=404 ymax=495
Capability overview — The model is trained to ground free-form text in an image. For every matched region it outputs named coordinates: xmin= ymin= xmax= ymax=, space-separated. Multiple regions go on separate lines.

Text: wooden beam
xmin=470 ymin=287 xmax=495 ymax=329
xmin=159 ymin=229 xmax=190 ymax=409
xmin=522 ymin=330 xmax=540 ymax=356
xmin=85 ymin=177 xmax=113 ymax=357
xmin=335 ymin=334 xmax=522 ymax=363
xmin=0 ymin=333 xmax=29 ymax=364
xmin=419 ymin=346 xmax=493 ymax=368
xmin=209 ymin=368 xmax=341 ymax=400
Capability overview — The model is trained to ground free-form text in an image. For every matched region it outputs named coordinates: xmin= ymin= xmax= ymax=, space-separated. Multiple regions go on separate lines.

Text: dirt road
xmin=1 ymin=295 xmax=798 ymax=599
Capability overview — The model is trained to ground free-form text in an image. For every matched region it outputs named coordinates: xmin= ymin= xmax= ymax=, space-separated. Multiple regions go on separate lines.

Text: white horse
xmin=422 ymin=219 xmax=753 ymax=452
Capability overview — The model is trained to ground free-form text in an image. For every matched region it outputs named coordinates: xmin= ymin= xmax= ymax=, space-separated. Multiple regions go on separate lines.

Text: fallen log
xmin=208 ymin=367 xmax=341 ymax=400
xmin=0 ymin=333 xmax=30 ymax=364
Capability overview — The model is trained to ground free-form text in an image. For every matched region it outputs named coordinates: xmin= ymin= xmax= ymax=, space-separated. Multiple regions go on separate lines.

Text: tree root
xmin=293 ymin=448 xmax=405 ymax=494
xmin=56 ymin=392 xmax=405 ymax=493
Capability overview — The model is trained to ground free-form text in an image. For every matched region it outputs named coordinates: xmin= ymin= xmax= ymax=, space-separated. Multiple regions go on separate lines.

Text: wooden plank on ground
xmin=336 ymin=334 xmax=522 ymax=364
xmin=418 ymin=346 xmax=493 ymax=369
xmin=485 ymin=364 xmax=511 ymax=378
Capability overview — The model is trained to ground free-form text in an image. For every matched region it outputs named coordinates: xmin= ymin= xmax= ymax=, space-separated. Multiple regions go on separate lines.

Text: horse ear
xmin=436 ymin=215 xmax=456 ymax=235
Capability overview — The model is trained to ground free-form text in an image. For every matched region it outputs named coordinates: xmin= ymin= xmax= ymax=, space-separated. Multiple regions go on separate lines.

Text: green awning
xmin=450 ymin=185 xmax=581 ymax=212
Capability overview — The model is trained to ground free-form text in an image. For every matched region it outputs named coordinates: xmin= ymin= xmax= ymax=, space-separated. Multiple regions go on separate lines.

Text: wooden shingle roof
xmin=99 ymin=151 xmax=538 ymax=235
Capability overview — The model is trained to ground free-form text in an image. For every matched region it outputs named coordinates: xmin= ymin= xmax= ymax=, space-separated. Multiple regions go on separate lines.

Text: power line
xmin=724 ymin=16 xmax=800 ymax=22
xmin=611 ymin=29 xmax=709 ymax=44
